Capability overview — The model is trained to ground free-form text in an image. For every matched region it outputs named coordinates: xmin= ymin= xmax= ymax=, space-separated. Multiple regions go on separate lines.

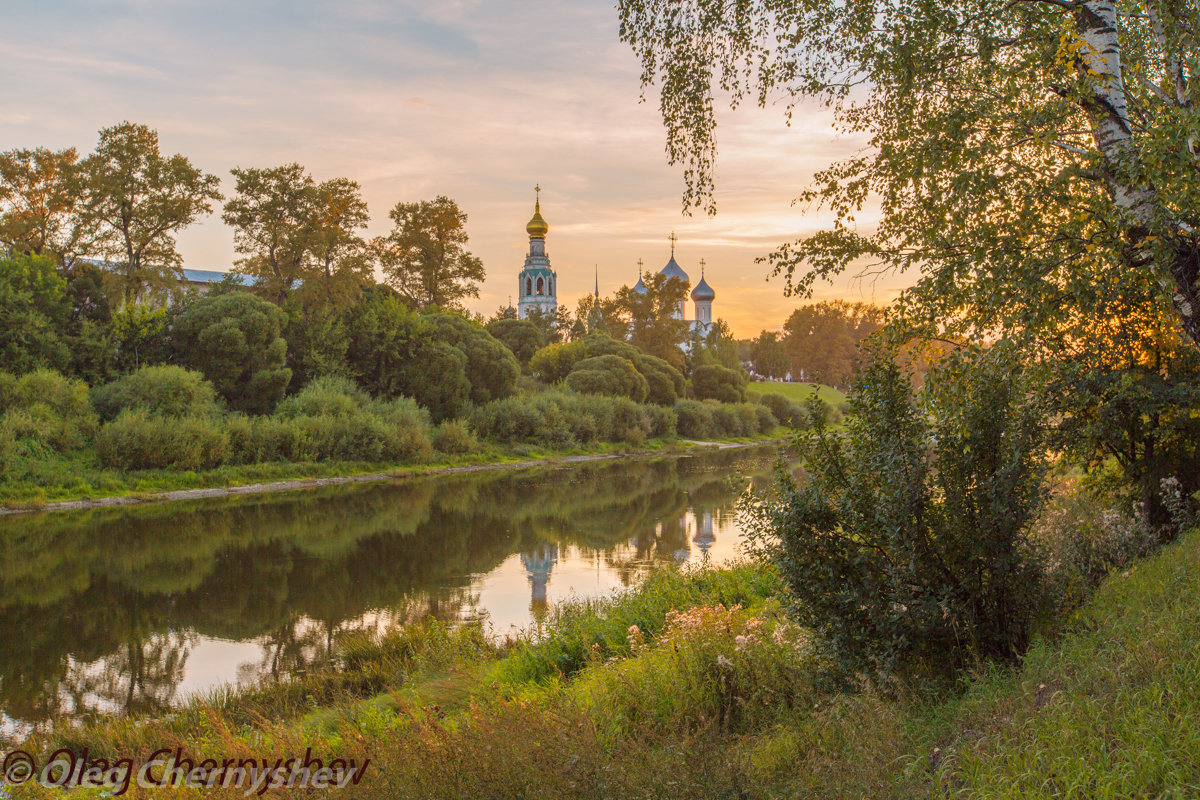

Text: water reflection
xmin=0 ymin=445 xmax=785 ymax=735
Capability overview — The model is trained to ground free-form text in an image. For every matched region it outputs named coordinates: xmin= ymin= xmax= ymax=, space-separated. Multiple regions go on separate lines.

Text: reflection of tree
xmin=0 ymin=446 xmax=787 ymax=728
xmin=62 ymin=631 xmax=196 ymax=719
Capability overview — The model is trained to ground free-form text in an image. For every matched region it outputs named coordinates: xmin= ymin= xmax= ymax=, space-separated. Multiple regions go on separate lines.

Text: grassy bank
xmin=0 ymin=432 xmax=785 ymax=510
xmin=749 ymin=380 xmax=847 ymax=406
xmin=15 ymin=524 xmax=1200 ymax=798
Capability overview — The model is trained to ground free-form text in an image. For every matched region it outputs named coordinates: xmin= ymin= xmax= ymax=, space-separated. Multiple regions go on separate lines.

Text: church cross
xmin=699 ymin=258 xmax=706 ymax=277
xmin=668 ymin=231 xmax=678 ymax=256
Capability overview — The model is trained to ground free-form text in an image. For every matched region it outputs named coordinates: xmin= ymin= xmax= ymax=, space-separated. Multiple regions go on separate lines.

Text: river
xmin=0 ymin=444 xmax=786 ymax=738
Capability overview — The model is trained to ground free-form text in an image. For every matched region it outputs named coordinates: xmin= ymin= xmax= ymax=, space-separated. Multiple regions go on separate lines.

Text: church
xmin=515 ymin=189 xmax=716 ymax=334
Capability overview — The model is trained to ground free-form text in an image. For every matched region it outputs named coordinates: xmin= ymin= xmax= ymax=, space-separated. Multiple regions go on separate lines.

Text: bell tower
xmin=517 ymin=185 xmax=557 ymax=320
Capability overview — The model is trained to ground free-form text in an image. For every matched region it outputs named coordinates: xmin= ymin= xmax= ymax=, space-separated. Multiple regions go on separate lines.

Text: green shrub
xmin=283 ymin=392 xmax=433 ymax=463
xmin=691 ymin=364 xmax=748 ymax=403
xmin=0 ymin=372 xmax=16 ymax=414
xmin=758 ymin=393 xmax=803 ymax=428
xmin=746 ymin=345 xmax=1048 ymax=683
xmin=566 ymin=355 xmax=650 ymax=402
xmin=172 ymin=290 xmax=292 ymax=414
xmin=470 ymin=391 xmax=663 ymax=448
xmin=91 ymin=366 xmax=220 ymax=421
xmin=432 ymin=419 xmax=479 ymax=454
xmin=753 ymin=403 xmax=778 ymax=434
xmin=0 ymin=421 xmax=14 ymax=478
xmin=529 ymin=340 xmax=589 ymax=383
xmin=643 ymin=404 xmax=678 ymax=439
xmin=275 ymin=375 xmax=360 ymax=419
xmin=225 ymin=415 xmax=306 ymax=464
xmin=674 ymin=399 xmax=717 ymax=439
xmin=96 ymin=410 xmax=231 ymax=471
xmin=0 ymin=371 xmax=98 ymax=451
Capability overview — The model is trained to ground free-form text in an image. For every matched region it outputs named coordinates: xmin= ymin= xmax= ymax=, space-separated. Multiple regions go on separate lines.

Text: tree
xmin=612 ymin=271 xmax=690 ymax=369
xmin=423 ymin=312 xmax=520 ymax=406
xmin=0 ymin=254 xmax=69 ymax=373
xmin=745 ymin=346 xmax=1047 ymax=682
xmin=619 ymin=1 xmax=1200 ymax=350
xmin=689 ymin=318 xmax=742 ymax=371
xmin=222 ymin=164 xmax=317 ymax=302
xmin=172 ymin=292 xmax=292 ymax=414
xmin=373 ymin=196 xmax=485 ymax=309
xmin=691 ymin=364 xmax=747 ymax=403
xmin=750 ymin=331 xmax=789 ymax=379
xmin=486 ymin=318 xmax=546 ymax=366
xmin=80 ymin=122 xmax=222 ymax=305
xmin=566 ymin=354 xmax=650 ymax=402
xmin=307 ymin=177 xmax=371 ymax=304
xmin=783 ymin=301 xmax=884 ymax=388
xmin=0 ymin=147 xmax=88 ymax=264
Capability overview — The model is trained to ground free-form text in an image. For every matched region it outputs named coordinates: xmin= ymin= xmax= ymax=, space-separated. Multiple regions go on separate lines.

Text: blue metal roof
xmin=182 ymin=268 xmax=258 ymax=287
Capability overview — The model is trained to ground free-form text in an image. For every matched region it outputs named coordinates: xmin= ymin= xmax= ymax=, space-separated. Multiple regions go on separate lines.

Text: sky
xmin=1 ymin=0 xmax=912 ymax=337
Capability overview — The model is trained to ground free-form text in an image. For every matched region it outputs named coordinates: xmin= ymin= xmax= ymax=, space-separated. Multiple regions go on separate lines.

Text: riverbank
xmin=15 ymin=523 xmax=1199 ymax=798
xmin=0 ymin=433 xmax=787 ymax=514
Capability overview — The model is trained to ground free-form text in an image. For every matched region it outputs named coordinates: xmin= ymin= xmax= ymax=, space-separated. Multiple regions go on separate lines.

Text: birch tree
xmin=618 ymin=1 xmax=1200 ymax=347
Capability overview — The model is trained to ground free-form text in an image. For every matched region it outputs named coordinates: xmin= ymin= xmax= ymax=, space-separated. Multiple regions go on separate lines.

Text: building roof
xmin=691 ymin=275 xmax=715 ymax=301
xmin=633 ymin=276 xmax=648 ymax=295
xmin=182 ymin=268 xmax=258 ymax=287
xmin=658 ymin=255 xmax=689 ymax=284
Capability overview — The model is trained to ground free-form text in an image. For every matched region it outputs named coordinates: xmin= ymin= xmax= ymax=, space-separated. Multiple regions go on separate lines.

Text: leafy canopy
xmin=619 ymin=0 xmax=1200 ymax=347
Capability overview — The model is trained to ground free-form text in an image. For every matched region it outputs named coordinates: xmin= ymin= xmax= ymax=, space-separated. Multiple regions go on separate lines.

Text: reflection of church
xmin=520 ymin=543 xmax=559 ymax=614
xmin=515 ymin=188 xmax=717 ymax=334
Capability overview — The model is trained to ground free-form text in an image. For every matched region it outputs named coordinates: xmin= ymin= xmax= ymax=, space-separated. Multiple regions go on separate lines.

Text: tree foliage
xmin=0 ymin=254 xmax=70 ymax=373
xmin=373 ymin=196 xmax=485 ymax=309
xmin=486 ymin=318 xmax=547 ymax=366
xmin=80 ymin=122 xmax=222 ymax=304
xmin=783 ymin=301 xmax=884 ymax=387
xmin=172 ymin=291 xmax=292 ymax=414
xmin=750 ymin=330 xmax=789 ymax=379
xmin=746 ymin=345 xmax=1048 ymax=682
xmin=0 ymin=146 xmax=87 ymax=264
xmin=619 ymin=0 xmax=1200 ymax=348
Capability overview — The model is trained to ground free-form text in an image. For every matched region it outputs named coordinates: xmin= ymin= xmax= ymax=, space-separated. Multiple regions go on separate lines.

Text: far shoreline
xmin=0 ymin=436 xmax=787 ymax=517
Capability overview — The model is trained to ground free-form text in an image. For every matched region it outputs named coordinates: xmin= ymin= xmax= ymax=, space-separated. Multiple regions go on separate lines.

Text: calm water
xmin=0 ymin=446 xmax=785 ymax=737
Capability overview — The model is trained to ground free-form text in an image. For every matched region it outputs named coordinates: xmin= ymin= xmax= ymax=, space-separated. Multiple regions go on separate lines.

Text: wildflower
xmin=717 ymin=654 xmax=733 ymax=668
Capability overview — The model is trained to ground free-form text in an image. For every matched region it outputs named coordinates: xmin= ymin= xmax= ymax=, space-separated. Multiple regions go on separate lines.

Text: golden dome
xmin=526 ymin=199 xmax=549 ymax=238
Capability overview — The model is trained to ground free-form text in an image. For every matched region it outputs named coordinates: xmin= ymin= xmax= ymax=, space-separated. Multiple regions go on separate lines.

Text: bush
xmin=275 ymin=378 xmax=433 ymax=463
xmin=643 ymin=404 xmax=678 ymax=439
xmin=674 ymin=399 xmax=717 ymax=439
xmin=432 ymin=419 xmax=479 ymax=454
xmin=0 ymin=371 xmax=98 ymax=452
xmin=529 ymin=340 xmax=589 ymax=383
xmin=275 ymin=375 xmax=361 ymax=419
xmin=470 ymin=391 xmax=661 ymax=448
xmin=758 ymin=393 xmax=806 ymax=428
xmin=566 ymin=355 xmax=650 ymax=402
xmin=753 ymin=403 xmax=778 ymax=434
xmin=691 ymin=364 xmax=748 ymax=403
xmin=746 ymin=346 xmax=1048 ymax=683
xmin=486 ymin=318 xmax=546 ymax=365
xmin=225 ymin=415 xmax=306 ymax=464
xmin=91 ymin=365 xmax=221 ymax=421
xmin=96 ymin=410 xmax=231 ymax=471
xmin=172 ymin=291 xmax=292 ymax=414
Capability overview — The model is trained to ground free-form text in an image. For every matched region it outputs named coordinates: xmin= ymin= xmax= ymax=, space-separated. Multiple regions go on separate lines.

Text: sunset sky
xmin=3 ymin=0 xmax=912 ymax=337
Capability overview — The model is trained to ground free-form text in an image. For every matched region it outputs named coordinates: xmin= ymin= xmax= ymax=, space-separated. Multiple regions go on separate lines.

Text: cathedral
xmin=633 ymin=231 xmax=716 ymax=337
xmin=515 ymin=190 xmax=716 ymax=333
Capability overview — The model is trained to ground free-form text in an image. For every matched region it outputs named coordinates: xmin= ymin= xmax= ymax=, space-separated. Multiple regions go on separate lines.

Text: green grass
xmin=17 ymin=519 xmax=1199 ymax=798
xmin=749 ymin=380 xmax=847 ymax=406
